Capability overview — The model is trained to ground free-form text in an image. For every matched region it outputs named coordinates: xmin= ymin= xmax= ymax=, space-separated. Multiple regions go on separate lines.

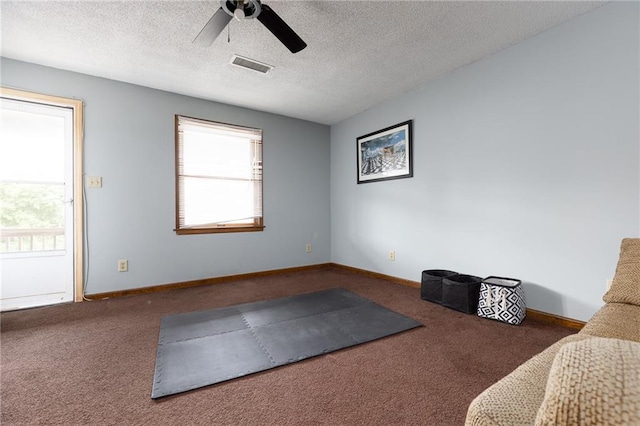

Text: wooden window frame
xmin=174 ymin=115 xmax=264 ymax=235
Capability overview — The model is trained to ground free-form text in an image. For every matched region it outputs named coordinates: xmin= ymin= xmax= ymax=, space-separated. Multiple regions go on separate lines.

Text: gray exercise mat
xmin=152 ymin=288 xmax=421 ymax=399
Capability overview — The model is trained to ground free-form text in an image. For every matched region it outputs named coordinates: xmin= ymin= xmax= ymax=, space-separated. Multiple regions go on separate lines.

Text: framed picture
xmin=357 ymin=120 xmax=413 ymax=184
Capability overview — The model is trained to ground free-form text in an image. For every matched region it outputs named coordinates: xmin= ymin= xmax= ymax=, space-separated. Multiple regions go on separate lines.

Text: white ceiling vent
xmin=230 ymin=55 xmax=273 ymax=74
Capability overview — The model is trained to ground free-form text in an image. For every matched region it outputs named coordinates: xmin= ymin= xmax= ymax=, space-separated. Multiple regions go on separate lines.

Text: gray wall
xmin=1 ymin=58 xmax=331 ymax=294
xmin=330 ymin=2 xmax=640 ymax=322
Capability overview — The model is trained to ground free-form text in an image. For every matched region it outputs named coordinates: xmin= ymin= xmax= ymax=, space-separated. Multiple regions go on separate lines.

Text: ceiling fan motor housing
xmin=221 ymin=0 xmax=262 ymax=19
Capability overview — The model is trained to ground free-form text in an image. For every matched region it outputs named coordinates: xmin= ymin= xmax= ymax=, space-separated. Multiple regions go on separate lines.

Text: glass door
xmin=0 ymin=98 xmax=74 ymax=311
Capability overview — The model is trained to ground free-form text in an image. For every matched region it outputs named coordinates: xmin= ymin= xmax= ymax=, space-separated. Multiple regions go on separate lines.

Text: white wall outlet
xmin=606 ymin=279 xmax=613 ymax=291
xmin=305 ymin=244 xmax=312 ymax=253
xmin=388 ymin=250 xmax=395 ymax=261
xmin=118 ymin=259 xmax=128 ymax=272
xmin=87 ymin=176 xmax=102 ymax=188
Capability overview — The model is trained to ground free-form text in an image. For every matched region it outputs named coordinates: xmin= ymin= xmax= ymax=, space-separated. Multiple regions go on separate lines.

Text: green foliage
xmin=0 ymin=183 xmax=64 ymax=229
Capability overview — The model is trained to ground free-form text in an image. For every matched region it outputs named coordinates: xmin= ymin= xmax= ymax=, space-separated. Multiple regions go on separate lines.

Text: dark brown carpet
xmin=1 ymin=266 xmax=576 ymax=425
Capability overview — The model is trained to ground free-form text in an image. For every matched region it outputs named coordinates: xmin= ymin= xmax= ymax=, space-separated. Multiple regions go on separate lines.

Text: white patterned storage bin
xmin=477 ymin=276 xmax=526 ymax=325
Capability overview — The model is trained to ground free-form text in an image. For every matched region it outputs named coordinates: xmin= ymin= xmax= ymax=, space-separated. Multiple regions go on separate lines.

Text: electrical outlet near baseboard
xmin=305 ymin=244 xmax=312 ymax=253
xmin=118 ymin=259 xmax=128 ymax=272
xmin=388 ymin=250 xmax=395 ymax=261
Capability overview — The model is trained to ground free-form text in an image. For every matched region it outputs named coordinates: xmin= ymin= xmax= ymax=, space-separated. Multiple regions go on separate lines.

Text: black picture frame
xmin=357 ymin=120 xmax=413 ymax=184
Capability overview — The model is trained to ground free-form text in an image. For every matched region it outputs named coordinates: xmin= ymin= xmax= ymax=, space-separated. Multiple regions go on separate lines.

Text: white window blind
xmin=176 ymin=115 xmax=263 ymax=234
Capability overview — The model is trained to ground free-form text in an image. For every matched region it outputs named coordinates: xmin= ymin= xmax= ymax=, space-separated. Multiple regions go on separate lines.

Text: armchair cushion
xmin=534 ymin=337 xmax=640 ymax=426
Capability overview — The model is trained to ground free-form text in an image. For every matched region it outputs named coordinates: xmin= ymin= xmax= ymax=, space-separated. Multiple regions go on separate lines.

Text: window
xmin=175 ymin=115 xmax=263 ymax=234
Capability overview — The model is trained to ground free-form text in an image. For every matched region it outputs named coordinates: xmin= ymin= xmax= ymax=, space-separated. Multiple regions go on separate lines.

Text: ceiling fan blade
xmin=256 ymin=4 xmax=307 ymax=54
xmin=193 ymin=7 xmax=232 ymax=46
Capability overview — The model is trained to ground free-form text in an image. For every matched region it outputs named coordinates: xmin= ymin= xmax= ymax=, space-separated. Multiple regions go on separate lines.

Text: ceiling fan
xmin=193 ymin=0 xmax=307 ymax=53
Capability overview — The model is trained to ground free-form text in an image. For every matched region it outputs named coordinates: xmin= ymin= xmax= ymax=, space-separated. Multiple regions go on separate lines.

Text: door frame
xmin=1 ymin=87 xmax=85 ymax=302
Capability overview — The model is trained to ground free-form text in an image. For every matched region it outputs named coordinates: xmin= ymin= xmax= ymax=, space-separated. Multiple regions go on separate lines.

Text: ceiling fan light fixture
xmin=233 ymin=8 xmax=245 ymax=20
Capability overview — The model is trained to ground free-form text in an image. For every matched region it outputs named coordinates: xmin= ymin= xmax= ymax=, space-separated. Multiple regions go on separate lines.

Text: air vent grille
xmin=230 ymin=55 xmax=273 ymax=74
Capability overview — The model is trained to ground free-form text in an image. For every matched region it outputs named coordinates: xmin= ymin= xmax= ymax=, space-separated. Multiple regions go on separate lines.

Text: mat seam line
xmin=239 ymin=308 xmax=276 ymax=366
xmin=162 ymin=302 xmax=371 ymax=344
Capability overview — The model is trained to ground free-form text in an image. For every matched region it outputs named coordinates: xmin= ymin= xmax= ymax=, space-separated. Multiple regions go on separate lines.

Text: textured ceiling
xmin=0 ymin=1 xmax=605 ymax=125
